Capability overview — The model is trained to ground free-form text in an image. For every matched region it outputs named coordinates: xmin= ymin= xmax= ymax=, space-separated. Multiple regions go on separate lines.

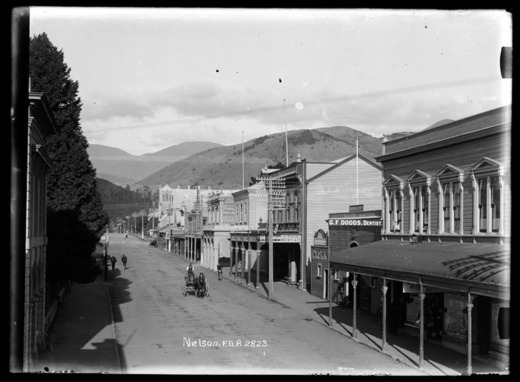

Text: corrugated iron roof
xmin=333 ymin=240 xmax=510 ymax=295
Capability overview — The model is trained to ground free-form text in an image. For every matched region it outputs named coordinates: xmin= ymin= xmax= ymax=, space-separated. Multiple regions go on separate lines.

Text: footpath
xmin=218 ymin=264 xmax=507 ymax=376
xmin=32 ymin=253 xmax=507 ymax=375
xmin=32 ymin=274 xmax=121 ymax=374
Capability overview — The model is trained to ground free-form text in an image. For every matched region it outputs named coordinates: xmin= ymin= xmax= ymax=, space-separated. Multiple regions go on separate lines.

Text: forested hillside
xmin=96 ymin=178 xmax=156 ymax=224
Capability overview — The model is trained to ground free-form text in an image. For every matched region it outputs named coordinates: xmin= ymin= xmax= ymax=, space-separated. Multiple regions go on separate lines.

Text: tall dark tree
xmin=29 ymin=33 xmax=109 ymax=290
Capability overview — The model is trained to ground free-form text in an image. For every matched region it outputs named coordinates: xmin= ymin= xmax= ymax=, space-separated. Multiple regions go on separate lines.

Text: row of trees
xmin=29 ymin=33 xmax=109 ymax=299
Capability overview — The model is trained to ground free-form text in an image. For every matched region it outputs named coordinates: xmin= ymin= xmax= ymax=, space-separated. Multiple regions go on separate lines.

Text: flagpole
xmin=242 ymin=130 xmax=245 ymax=190
xmin=356 ymin=135 xmax=359 ymax=205
xmin=284 ymin=98 xmax=288 ymax=167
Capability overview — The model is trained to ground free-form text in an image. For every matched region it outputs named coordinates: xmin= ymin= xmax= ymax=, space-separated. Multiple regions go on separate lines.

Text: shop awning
xmin=332 ymin=240 xmax=510 ymax=299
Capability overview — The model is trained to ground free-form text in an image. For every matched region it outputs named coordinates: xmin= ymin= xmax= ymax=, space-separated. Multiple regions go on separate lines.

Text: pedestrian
xmin=111 ymin=255 xmax=117 ymax=270
xmin=217 ymin=262 xmax=222 ymax=280
xmin=121 ymin=254 xmax=128 ymax=270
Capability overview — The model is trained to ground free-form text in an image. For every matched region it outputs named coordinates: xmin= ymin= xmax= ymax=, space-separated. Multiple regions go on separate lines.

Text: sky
xmin=29 ymin=7 xmax=512 ymax=156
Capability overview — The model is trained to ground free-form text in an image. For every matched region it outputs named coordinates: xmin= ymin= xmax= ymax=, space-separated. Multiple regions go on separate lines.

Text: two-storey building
xmin=336 ymin=106 xmax=511 ymax=372
xmin=229 ymin=182 xmax=269 ymax=282
xmin=201 ymin=190 xmax=238 ymax=271
xmin=260 ymin=152 xmax=382 ymax=290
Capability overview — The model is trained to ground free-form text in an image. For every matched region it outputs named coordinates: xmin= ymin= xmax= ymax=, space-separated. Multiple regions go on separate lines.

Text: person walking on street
xmin=111 ymin=255 xmax=117 ymax=270
xmin=121 ymin=254 xmax=128 ymax=270
xmin=217 ymin=262 xmax=222 ymax=280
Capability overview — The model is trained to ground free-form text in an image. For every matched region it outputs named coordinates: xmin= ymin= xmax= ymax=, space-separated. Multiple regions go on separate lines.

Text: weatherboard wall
xmin=381 ymin=124 xmax=511 ymax=238
xmin=304 ymin=157 xmax=383 ymax=266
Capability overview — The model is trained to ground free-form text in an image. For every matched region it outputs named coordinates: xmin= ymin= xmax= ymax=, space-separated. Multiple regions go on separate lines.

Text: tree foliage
xmin=29 ymin=33 xmax=109 ymax=289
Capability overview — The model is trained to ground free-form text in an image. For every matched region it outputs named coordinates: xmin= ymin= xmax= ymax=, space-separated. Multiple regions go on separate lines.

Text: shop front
xmin=311 ymin=207 xmax=382 ymax=301
xmin=333 ymin=239 xmax=510 ymax=373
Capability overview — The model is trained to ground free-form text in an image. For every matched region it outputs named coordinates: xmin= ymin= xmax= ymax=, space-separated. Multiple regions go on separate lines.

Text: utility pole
xmin=268 ymin=181 xmax=274 ymax=297
xmin=284 ymin=98 xmax=288 ymax=167
xmin=242 ymin=130 xmax=245 ymax=190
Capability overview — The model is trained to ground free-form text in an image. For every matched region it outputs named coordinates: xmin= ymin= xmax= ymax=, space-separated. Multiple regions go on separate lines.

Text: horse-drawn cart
xmin=182 ymin=272 xmax=209 ymax=298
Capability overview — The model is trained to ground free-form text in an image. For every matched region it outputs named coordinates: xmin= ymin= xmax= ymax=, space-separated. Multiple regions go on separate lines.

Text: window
xmin=437 ymin=164 xmax=464 ymax=234
xmin=471 ymin=157 xmax=503 ymax=235
xmin=479 ymin=176 xmax=501 ymax=233
xmin=443 ymin=183 xmax=451 ymax=231
xmin=413 ymin=185 xmax=429 ymax=233
xmin=454 ymin=186 xmax=461 ymax=232
xmin=408 ymin=170 xmax=431 ymax=234
xmin=389 ymin=189 xmax=402 ymax=232
xmin=317 ymin=263 xmax=322 ymax=277
xmin=383 ymin=175 xmax=405 ymax=234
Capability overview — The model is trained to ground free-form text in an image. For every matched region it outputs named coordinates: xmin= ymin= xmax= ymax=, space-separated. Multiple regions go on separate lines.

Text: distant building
xmin=201 ymin=190 xmax=238 ymax=271
xmin=25 ymin=92 xmax=57 ymax=370
xmin=229 ymin=182 xmax=269 ymax=281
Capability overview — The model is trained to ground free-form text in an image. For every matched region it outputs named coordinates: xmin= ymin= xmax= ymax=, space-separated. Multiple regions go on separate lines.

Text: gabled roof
xmin=307 ymin=154 xmax=382 ymax=184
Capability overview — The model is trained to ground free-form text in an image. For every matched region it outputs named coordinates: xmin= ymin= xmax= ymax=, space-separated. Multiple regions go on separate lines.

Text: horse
xmin=195 ymin=272 xmax=207 ymax=298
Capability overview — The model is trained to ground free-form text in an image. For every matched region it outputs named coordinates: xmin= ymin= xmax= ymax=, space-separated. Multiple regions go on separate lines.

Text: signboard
xmin=314 ymin=229 xmax=328 ymax=246
xmin=259 ymin=234 xmax=301 ymax=243
xmin=328 ymin=219 xmax=382 ymax=227
xmin=312 ymin=247 xmax=327 ymax=260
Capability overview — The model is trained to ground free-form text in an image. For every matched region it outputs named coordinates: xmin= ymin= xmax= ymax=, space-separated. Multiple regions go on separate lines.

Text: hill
xmin=96 ymin=177 xmax=154 ymax=223
xmin=88 ymin=141 xmax=223 ymax=186
xmin=138 ymin=127 xmax=383 ymax=189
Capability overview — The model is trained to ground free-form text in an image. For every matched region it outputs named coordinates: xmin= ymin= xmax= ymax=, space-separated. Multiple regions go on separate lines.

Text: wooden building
xmin=337 ymin=106 xmax=511 ymax=373
xmin=229 ymin=182 xmax=269 ymax=283
xmin=311 ymin=206 xmax=382 ymax=303
xmin=264 ymin=153 xmax=382 ymax=290
xmin=25 ymin=92 xmax=57 ymax=369
xmin=201 ymin=190 xmax=236 ymax=271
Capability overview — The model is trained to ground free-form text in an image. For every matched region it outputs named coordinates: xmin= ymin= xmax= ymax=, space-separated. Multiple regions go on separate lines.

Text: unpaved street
xmin=107 ymin=233 xmax=418 ymax=375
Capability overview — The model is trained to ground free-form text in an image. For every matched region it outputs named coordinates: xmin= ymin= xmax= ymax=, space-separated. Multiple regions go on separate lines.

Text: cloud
xmin=82 ymin=74 xmax=510 ymax=154
xmin=82 ymin=93 xmax=155 ymax=121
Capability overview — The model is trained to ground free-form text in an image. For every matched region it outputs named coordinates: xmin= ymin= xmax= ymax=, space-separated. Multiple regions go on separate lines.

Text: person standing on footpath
xmin=111 ymin=255 xmax=117 ymax=270
xmin=121 ymin=254 xmax=128 ymax=270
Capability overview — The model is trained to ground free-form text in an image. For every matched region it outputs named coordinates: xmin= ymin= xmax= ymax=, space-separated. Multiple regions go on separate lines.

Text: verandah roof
xmin=332 ymin=240 xmax=510 ymax=299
